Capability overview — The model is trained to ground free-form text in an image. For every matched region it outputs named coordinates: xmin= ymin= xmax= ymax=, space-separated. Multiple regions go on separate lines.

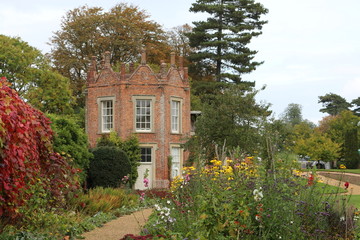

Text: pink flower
xmin=139 ymin=192 xmax=145 ymax=201
xmin=185 ymin=174 xmax=191 ymax=182
xmin=143 ymin=178 xmax=149 ymax=187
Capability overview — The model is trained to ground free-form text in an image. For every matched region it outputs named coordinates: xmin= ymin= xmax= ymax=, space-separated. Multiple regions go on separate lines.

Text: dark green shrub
xmin=97 ymin=133 xmax=140 ymax=188
xmin=88 ymin=146 xmax=131 ymax=188
xmin=344 ymin=128 xmax=360 ymax=168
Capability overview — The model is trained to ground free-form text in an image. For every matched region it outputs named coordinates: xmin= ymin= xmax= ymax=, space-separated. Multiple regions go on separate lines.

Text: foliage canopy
xmin=187 ymin=0 xmax=268 ymax=83
xmin=48 ymin=114 xmax=92 ymax=183
xmin=50 ymin=3 xmax=171 ymax=107
xmin=0 ymin=35 xmax=73 ymax=114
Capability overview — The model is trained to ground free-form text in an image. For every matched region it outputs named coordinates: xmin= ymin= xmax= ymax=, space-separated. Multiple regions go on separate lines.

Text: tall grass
xmin=70 ymin=187 xmax=138 ymax=215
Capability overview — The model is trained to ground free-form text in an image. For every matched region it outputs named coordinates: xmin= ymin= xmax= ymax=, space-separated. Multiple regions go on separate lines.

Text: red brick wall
xmin=85 ymin=52 xmax=191 ymax=188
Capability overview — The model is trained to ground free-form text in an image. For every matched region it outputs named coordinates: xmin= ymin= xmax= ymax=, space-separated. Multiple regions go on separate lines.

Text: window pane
xmin=136 ymin=99 xmax=152 ymax=131
xmin=101 ymin=100 xmax=113 ymax=132
xmin=171 ymin=147 xmax=181 ymax=178
xmin=140 ymin=147 xmax=152 ymax=162
xmin=171 ymin=101 xmax=180 ymax=132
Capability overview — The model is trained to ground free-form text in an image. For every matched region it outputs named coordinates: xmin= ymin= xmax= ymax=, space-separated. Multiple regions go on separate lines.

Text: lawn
xmin=347 ymin=195 xmax=360 ymax=209
xmin=316 ymin=181 xmax=347 ymax=194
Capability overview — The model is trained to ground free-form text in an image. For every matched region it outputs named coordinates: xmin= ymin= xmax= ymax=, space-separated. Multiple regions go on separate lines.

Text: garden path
xmin=303 ymin=172 xmax=360 ymax=195
xmin=81 ymin=208 xmax=153 ymax=240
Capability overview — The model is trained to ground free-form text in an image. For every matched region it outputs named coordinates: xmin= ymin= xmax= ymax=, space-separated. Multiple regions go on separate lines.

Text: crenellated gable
xmin=86 ymin=50 xmax=189 ymax=88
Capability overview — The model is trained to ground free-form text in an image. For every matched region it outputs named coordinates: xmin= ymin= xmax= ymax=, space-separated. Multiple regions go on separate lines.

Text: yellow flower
xmin=339 ymin=164 xmax=346 ymax=169
xmin=210 ymin=159 xmax=222 ymax=166
xmin=292 ymin=169 xmax=302 ymax=176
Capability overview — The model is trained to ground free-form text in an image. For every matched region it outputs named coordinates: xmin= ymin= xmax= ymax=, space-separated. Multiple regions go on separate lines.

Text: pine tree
xmin=187 ymin=0 xmax=268 ymax=84
xmin=318 ymin=93 xmax=351 ymax=116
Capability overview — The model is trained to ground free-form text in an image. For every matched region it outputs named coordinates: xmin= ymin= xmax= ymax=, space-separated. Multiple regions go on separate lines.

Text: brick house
xmin=85 ymin=50 xmax=191 ymax=189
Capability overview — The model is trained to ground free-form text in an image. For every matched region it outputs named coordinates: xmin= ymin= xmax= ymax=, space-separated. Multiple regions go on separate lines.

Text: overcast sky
xmin=1 ymin=0 xmax=359 ymax=124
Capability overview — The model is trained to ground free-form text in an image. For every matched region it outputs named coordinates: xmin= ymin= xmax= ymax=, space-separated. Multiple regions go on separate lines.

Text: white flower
xmin=167 ymin=200 xmax=171 ymax=204
xmin=253 ymin=187 xmax=263 ymax=201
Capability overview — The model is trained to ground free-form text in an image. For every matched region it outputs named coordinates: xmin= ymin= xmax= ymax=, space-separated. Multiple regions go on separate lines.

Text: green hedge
xmin=88 ymin=146 xmax=131 ymax=188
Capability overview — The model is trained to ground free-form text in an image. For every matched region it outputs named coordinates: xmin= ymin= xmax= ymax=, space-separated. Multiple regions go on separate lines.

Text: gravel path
xmin=81 ymin=208 xmax=153 ymax=240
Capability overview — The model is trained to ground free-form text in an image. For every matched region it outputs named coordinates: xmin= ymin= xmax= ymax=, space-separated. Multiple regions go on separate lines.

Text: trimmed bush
xmin=88 ymin=146 xmax=131 ymax=188
xmin=97 ymin=132 xmax=140 ymax=188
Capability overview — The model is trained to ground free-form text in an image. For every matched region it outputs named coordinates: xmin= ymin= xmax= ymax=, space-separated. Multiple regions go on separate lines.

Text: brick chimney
xmin=141 ymin=49 xmax=146 ymax=65
xmin=170 ymin=52 xmax=175 ymax=67
xmin=104 ymin=51 xmax=111 ymax=69
xmin=87 ymin=56 xmax=97 ymax=84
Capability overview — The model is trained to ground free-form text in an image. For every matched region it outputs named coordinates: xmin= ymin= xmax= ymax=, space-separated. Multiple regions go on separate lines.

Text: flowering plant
xmin=143 ymin=153 xmax=357 ymax=239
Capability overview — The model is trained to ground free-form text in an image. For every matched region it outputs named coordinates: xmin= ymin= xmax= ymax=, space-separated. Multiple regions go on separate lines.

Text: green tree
xmin=293 ymin=131 xmax=340 ymax=167
xmin=0 ymin=35 xmax=73 ymax=114
xmin=318 ymin=93 xmax=351 ymax=116
xmin=317 ymin=111 xmax=360 ymax=168
xmin=50 ymin=4 xmax=171 ymax=107
xmin=48 ymin=114 xmax=92 ymax=183
xmin=187 ymin=0 xmax=268 ymax=83
xmin=192 ymin=84 xmax=270 ymax=159
xmin=281 ymin=103 xmax=303 ymax=126
xmin=351 ymin=97 xmax=360 ymax=116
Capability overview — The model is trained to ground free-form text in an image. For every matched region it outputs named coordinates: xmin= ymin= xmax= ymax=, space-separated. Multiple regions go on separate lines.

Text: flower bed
xmin=138 ymin=157 xmax=359 ymax=239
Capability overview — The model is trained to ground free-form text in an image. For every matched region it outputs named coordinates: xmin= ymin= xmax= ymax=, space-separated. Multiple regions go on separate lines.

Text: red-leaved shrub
xmin=0 ymin=77 xmax=79 ymax=219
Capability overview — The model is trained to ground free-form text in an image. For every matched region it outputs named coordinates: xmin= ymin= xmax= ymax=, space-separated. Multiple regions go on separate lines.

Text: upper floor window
xmin=133 ymin=96 xmax=155 ymax=132
xmin=97 ymin=96 xmax=115 ymax=133
xmin=170 ymin=97 xmax=182 ymax=134
xmin=171 ymin=100 xmax=180 ymax=133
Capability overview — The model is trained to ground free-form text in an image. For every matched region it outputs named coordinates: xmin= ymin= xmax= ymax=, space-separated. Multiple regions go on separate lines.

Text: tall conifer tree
xmin=187 ymin=0 xmax=268 ymax=84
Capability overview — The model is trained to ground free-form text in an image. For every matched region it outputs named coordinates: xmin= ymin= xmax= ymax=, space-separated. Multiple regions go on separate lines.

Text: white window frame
xmin=132 ymin=96 xmax=155 ymax=133
xmin=97 ymin=96 xmax=115 ymax=133
xmin=170 ymin=144 xmax=183 ymax=179
xmin=170 ymin=97 xmax=182 ymax=134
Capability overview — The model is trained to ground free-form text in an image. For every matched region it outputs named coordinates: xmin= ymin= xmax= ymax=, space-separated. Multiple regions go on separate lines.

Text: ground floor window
xmin=140 ymin=147 xmax=152 ymax=163
xmin=171 ymin=147 xmax=181 ymax=179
